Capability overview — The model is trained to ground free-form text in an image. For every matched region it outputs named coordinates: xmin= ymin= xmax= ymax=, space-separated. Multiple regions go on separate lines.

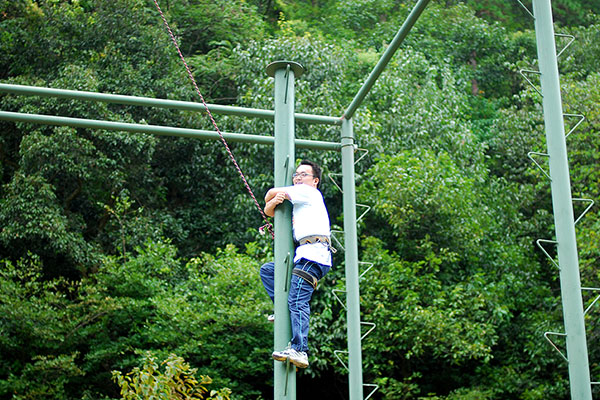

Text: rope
xmin=152 ymin=0 xmax=274 ymax=239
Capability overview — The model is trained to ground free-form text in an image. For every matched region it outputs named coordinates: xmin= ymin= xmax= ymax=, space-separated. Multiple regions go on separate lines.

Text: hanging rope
xmin=152 ymin=0 xmax=274 ymax=239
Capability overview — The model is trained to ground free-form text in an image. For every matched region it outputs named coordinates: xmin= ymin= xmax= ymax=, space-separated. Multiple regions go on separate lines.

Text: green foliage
xmin=92 ymin=241 xmax=273 ymax=398
xmin=0 ymin=0 xmax=599 ymax=398
xmin=0 ymin=255 xmax=86 ymax=399
xmin=165 ymin=0 xmax=269 ymax=101
xmin=351 ymin=147 xmax=568 ymax=397
xmin=361 ymin=237 xmax=497 ymax=364
xmin=0 ymin=239 xmax=272 ymax=399
xmin=112 ymin=353 xmax=231 ymax=400
xmin=401 ymin=3 xmax=534 ymax=100
xmin=560 ymin=18 xmax=600 ymax=81
xmin=455 ymin=0 xmax=600 ymax=30
xmin=357 ymin=151 xmax=484 ymax=259
xmin=0 ymin=173 xmax=93 ymax=278
xmin=3 ymin=353 xmax=84 ymax=400
xmin=166 ymin=0 xmax=267 ymax=56
xmin=178 ymin=245 xmax=274 ymax=396
xmin=357 ymin=46 xmax=483 ymax=164
xmin=561 ymin=72 xmax=600 ymax=200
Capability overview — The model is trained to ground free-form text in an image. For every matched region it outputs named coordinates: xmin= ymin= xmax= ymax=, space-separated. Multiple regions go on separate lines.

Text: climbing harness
xmin=298 ymin=235 xmax=337 ymax=254
xmin=152 ymin=0 xmax=274 ymax=239
xmin=292 ymin=268 xmax=318 ymax=290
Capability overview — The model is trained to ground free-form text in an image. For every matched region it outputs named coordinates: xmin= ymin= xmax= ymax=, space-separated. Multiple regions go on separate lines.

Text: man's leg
xmin=273 ymin=259 xmax=329 ymax=368
xmin=259 ymin=261 xmax=275 ymax=303
xmin=288 ymin=261 xmax=315 ymax=353
xmin=288 ymin=259 xmax=330 ymax=351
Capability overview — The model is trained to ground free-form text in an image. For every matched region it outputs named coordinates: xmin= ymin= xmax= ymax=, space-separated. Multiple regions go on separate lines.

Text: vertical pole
xmin=532 ymin=1 xmax=592 ymax=399
xmin=267 ymin=60 xmax=304 ymax=400
xmin=341 ymin=118 xmax=364 ymax=400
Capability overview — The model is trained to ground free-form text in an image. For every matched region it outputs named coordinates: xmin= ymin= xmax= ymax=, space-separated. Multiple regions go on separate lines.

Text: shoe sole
xmin=272 ymin=353 xmax=288 ymax=362
xmin=272 ymin=354 xmax=308 ymax=368
xmin=290 ymin=358 xmax=309 ymax=368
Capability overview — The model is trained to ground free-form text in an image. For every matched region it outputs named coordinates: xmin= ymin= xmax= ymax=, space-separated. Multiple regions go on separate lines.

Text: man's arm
xmin=264 ymin=188 xmax=291 ymax=217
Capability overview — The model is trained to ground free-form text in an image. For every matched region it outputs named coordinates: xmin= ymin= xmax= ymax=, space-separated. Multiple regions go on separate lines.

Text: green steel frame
xmin=0 ymin=109 xmax=340 ymax=151
xmin=0 ymin=83 xmax=340 ymax=125
xmin=0 ymin=0 xmax=591 ymax=398
xmin=532 ymin=1 xmax=592 ymax=398
xmin=0 ymin=1 xmax=432 ymax=397
xmin=0 ymin=80 xmax=343 ymax=400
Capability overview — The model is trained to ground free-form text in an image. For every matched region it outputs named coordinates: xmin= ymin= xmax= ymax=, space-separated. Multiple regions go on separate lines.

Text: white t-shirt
xmin=283 ymin=183 xmax=332 ymax=266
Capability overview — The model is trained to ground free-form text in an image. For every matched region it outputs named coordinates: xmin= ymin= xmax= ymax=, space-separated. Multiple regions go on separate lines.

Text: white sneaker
xmin=272 ymin=348 xmax=309 ymax=368
xmin=267 ymin=314 xmax=275 ymax=323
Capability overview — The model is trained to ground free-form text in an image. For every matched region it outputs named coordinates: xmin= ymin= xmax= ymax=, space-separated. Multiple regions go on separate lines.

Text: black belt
xmin=292 ymin=268 xmax=318 ymax=290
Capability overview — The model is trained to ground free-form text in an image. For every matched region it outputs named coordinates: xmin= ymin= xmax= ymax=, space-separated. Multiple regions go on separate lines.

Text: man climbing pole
xmin=259 ymin=160 xmax=335 ymax=369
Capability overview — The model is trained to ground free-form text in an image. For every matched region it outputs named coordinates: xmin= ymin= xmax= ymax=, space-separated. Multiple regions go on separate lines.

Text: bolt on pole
xmin=267 ymin=60 xmax=304 ymax=400
xmin=532 ymin=1 xmax=592 ymax=398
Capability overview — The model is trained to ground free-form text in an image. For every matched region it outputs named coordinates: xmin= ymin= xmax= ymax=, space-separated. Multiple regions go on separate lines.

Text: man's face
xmin=293 ymin=164 xmax=319 ymax=188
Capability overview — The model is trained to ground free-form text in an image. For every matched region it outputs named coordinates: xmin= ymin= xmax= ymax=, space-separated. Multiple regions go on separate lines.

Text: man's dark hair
xmin=300 ymin=159 xmax=322 ymax=188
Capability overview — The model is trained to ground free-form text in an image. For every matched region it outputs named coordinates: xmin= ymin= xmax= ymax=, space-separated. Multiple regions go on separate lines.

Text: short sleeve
xmin=284 ymin=184 xmax=315 ymax=204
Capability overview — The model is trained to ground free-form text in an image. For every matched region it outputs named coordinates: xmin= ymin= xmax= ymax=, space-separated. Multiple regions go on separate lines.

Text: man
xmin=259 ymin=160 xmax=333 ymax=369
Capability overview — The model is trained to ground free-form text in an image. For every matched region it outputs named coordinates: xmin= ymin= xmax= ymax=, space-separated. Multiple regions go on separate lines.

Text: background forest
xmin=1 ymin=0 xmax=600 ymax=399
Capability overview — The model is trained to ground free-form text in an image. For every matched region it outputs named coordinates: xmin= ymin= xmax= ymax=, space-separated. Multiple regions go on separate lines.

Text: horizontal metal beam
xmin=342 ymin=0 xmax=431 ymax=120
xmin=0 ymin=111 xmax=341 ymax=151
xmin=0 ymin=83 xmax=341 ymax=126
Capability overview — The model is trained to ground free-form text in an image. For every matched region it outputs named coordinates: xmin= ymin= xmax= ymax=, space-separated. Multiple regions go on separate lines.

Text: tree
xmin=1 ymin=0 xmax=599 ymax=398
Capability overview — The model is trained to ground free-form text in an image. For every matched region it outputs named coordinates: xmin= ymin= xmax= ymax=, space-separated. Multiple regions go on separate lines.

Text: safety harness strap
xmin=292 ymin=268 xmax=318 ymax=290
xmin=298 ymin=235 xmax=337 ymax=254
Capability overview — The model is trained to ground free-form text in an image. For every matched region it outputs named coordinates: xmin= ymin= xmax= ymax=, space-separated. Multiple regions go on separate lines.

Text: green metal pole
xmin=0 ymin=83 xmax=340 ymax=125
xmin=267 ymin=60 xmax=303 ymax=400
xmin=532 ymin=1 xmax=592 ymax=399
xmin=0 ymin=111 xmax=340 ymax=151
xmin=342 ymin=0 xmax=431 ymax=120
xmin=341 ymin=118 xmax=363 ymax=400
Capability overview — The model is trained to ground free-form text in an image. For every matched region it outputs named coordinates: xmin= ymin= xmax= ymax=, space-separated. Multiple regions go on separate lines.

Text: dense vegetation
xmin=1 ymin=0 xmax=600 ymax=399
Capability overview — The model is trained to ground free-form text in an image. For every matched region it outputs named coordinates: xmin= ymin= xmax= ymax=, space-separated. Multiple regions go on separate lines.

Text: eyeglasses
xmin=292 ymin=172 xmax=314 ymax=179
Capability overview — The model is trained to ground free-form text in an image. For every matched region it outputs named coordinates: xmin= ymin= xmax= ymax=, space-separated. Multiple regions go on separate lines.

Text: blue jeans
xmin=260 ymin=258 xmax=330 ymax=352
